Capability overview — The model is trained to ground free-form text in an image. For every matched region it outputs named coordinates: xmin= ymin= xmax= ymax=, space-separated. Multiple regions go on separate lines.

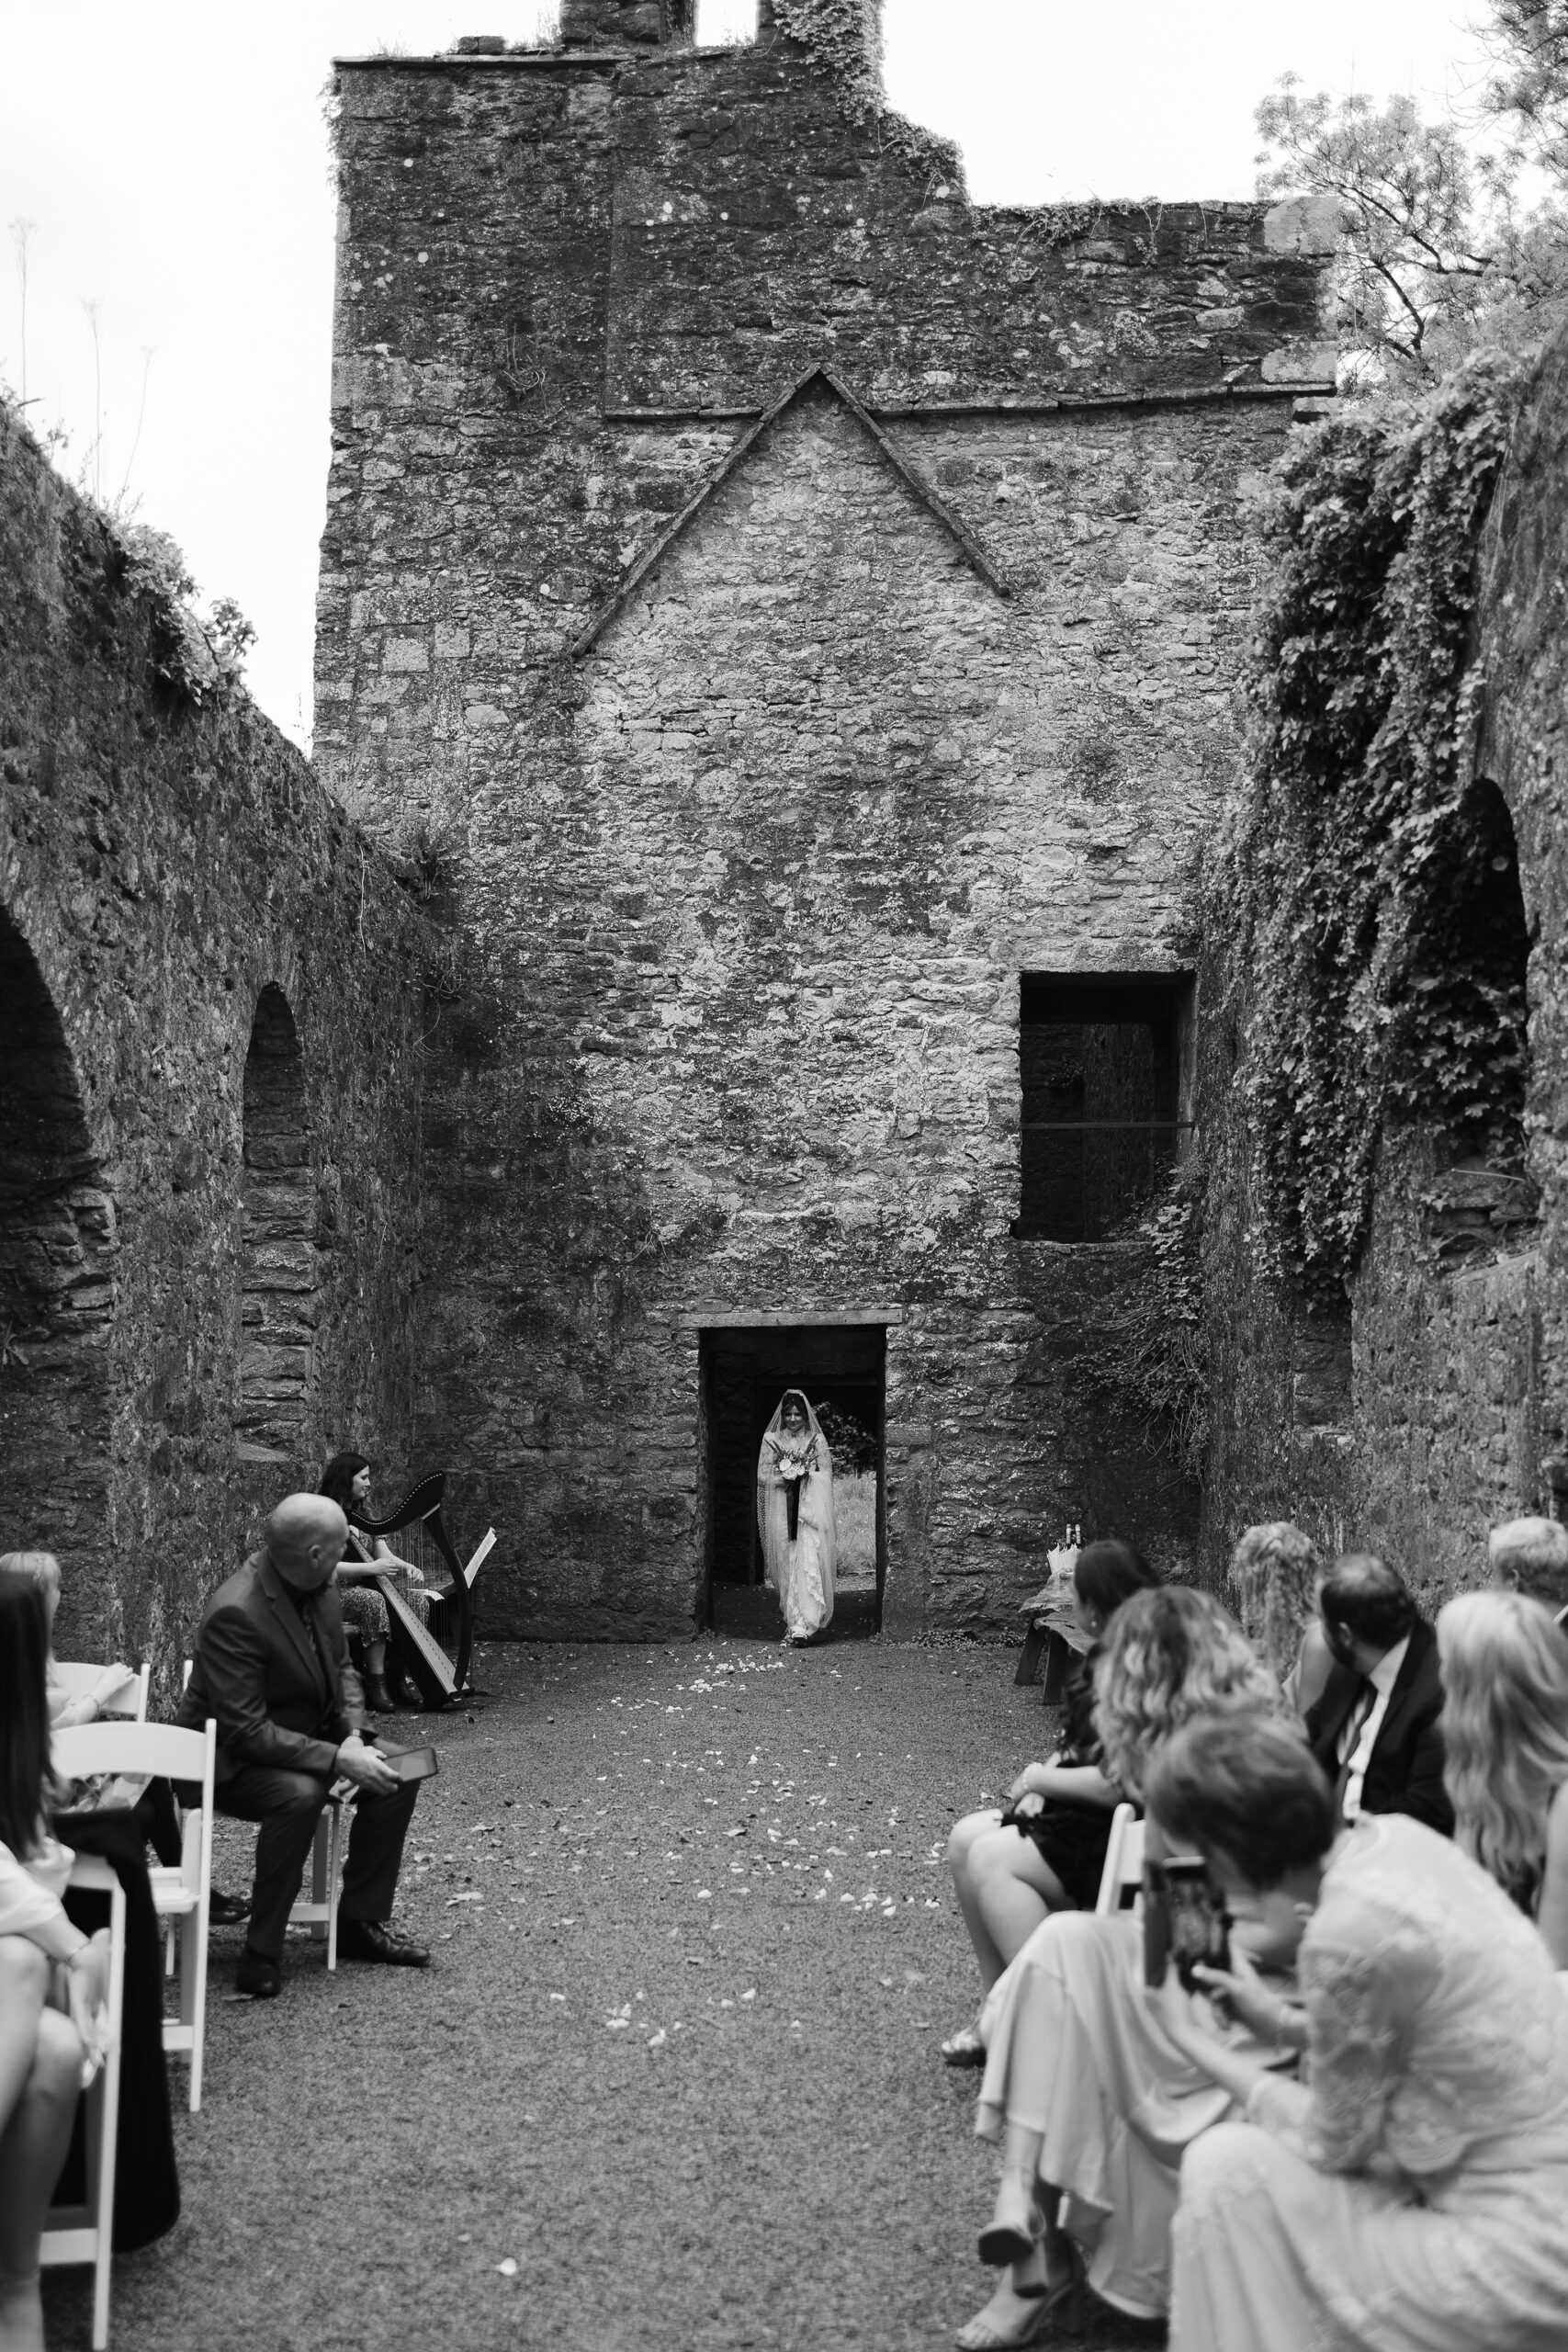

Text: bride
xmin=757 ymin=1390 xmax=837 ymax=1645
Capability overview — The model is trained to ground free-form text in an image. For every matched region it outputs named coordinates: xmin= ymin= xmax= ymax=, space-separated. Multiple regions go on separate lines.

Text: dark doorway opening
xmin=700 ymin=1322 xmax=886 ymax=1639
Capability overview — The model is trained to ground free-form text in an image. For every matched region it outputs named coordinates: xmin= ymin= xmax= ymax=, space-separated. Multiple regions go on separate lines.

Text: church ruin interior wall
xmin=318 ymin=13 xmax=1333 ymax=1636
xmin=0 ymin=407 xmax=431 ymax=1670
xmin=10 ymin=7 xmax=1562 ymax=1648
xmin=1197 ymin=327 xmax=1568 ymax=1616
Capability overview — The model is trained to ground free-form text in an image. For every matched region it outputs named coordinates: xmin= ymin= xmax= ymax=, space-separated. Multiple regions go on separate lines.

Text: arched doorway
xmin=237 ymin=984 xmax=318 ymax=1464
xmin=0 ymin=909 xmax=115 ymax=1641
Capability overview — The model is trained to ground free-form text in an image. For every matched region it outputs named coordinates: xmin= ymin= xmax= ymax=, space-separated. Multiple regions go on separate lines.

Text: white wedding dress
xmin=756 ymin=1391 xmax=836 ymax=1640
xmin=1171 ymin=1814 xmax=1568 ymax=2351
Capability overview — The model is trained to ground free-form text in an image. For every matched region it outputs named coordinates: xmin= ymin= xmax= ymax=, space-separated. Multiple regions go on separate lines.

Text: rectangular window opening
xmin=1016 ymin=973 xmax=1195 ymax=1242
xmin=694 ymin=0 xmax=758 ymax=44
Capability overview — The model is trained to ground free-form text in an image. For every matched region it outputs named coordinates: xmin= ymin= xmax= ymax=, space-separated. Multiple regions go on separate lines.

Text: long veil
xmin=756 ymin=1389 xmax=837 ymax=1638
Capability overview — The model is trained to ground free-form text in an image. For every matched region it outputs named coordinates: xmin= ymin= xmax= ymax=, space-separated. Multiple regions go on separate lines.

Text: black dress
xmin=998 ymin=1643 xmax=1123 ymax=1911
xmin=52 ymin=1805 xmax=180 ymax=2251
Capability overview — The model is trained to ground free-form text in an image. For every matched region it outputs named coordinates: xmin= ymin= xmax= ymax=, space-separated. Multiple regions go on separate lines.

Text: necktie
xmin=289 ymin=1586 xmax=331 ymax=1715
xmin=1336 ymin=1678 xmax=1374 ymax=1768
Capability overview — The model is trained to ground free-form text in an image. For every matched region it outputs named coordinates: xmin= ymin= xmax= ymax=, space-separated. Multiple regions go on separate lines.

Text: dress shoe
xmin=337 ymin=1918 xmax=431 ymax=1967
xmin=234 ymin=1945 xmax=282 ymax=1998
xmin=209 ymin=1888 xmax=251 ymax=1927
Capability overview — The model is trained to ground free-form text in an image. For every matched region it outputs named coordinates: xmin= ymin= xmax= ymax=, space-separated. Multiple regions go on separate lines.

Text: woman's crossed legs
xmin=948 ymin=1810 xmax=1073 ymax=1995
xmin=0 ymin=1936 xmax=85 ymax=2352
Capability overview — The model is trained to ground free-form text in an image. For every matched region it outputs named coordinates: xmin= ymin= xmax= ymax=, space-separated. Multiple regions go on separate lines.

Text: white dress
xmin=1171 ymin=1815 xmax=1568 ymax=2352
xmin=756 ymin=1392 xmax=836 ymax=1640
xmin=976 ymin=1907 xmax=1262 ymax=2317
xmin=0 ymin=1830 xmax=75 ymax=1951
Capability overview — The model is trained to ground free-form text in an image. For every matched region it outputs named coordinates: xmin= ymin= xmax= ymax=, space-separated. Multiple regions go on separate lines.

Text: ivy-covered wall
xmin=1198 ymin=328 xmax=1568 ymax=1610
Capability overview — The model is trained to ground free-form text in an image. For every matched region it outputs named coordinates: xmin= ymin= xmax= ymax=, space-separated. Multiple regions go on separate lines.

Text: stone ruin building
xmin=2 ymin=0 xmax=1566 ymax=1667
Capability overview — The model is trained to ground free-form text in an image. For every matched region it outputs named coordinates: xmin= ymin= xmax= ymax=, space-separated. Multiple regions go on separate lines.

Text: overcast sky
xmin=1 ymin=0 xmax=1495 ymax=747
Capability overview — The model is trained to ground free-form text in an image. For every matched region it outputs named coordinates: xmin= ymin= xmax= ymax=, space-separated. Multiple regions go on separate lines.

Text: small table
xmin=1015 ymin=1589 xmax=1091 ymax=1703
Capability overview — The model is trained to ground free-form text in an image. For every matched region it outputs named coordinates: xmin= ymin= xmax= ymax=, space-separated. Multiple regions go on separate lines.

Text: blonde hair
xmin=1229 ymin=1522 xmax=1322 ymax=1680
xmin=0 ymin=1551 xmax=61 ymax=1610
xmin=1093 ymin=1586 xmax=1280 ymax=1800
xmin=1488 ymin=1518 xmax=1568 ymax=1612
xmin=1438 ymin=1589 xmax=1568 ymax=1906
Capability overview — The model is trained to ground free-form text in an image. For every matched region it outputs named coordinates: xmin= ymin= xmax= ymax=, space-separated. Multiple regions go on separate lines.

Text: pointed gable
xmin=570 ymin=366 xmax=1008 ymax=660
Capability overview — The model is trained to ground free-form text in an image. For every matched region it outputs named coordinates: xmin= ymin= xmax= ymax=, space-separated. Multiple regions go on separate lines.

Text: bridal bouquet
xmin=769 ymin=1435 xmax=819 ymax=1484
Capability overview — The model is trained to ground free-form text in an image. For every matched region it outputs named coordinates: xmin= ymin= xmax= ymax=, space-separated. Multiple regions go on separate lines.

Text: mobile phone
xmin=1143 ymin=1857 xmax=1231 ymax=1991
xmin=373 ymin=1742 xmax=439 ymax=1784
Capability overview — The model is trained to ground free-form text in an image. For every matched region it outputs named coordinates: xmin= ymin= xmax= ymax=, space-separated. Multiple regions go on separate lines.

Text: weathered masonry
xmin=0 ymin=408 xmax=430 ymax=1668
xmin=316 ymin=0 xmax=1337 ymax=1637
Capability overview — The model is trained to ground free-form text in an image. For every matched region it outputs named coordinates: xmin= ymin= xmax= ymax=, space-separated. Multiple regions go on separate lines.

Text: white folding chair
xmin=40 ymin=1851 xmax=127 ymax=2351
xmin=51 ymin=1661 xmax=150 ymax=1722
xmin=53 ymin=1720 xmax=217 ymax=2112
xmin=1095 ymin=1803 xmax=1145 ymax=1916
xmin=186 ymin=1654 xmax=345 ymax=1970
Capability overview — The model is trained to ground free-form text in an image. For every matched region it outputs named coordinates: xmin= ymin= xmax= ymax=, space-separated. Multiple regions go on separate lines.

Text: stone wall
xmin=1197 ymin=328 xmax=1568 ymax=1616
xmin=318 ymin=11 xmax=1334 ymax=1636
xmin=0 ymin=406 xmax=431 ymax=1673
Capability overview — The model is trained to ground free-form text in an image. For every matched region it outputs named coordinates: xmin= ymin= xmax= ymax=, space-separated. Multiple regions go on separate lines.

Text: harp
xmin=345 ymin=1472 xmax=476 ymax=1709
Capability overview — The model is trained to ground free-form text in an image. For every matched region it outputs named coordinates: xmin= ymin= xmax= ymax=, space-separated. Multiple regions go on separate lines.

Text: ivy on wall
xmin=1096 ymin=1176 xmax=1210 ymax=1480
xmin=1223 ymin=351 xmax=1529 ymax=1305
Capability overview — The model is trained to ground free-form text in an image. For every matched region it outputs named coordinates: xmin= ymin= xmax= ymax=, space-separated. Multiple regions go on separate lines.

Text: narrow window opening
xmin=1400 ymin=779 xmax=1537 ymax=1260
xmin=1017 ymin=974 xmax=1195 ymax=1242
xmin=237 ymin=985 xmax=318 ymax=1461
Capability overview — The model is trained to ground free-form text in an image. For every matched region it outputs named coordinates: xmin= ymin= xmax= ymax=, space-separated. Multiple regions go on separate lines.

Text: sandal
xmin=941 ymin=2024 xmax=987 ymax=2068
xmin=955 ymin=2256 xmax=1085 ymax=2347
xmin=978 ymin=2174 xmax=1043 ymax=2268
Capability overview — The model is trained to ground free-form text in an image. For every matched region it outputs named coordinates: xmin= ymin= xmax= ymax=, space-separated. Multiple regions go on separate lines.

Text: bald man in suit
xmin=179 ymin=1494 xmax=429 ymax=1998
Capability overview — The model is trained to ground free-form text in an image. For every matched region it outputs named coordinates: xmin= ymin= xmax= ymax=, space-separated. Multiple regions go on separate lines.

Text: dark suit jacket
xmin=176 ymin=1552 xmax=365 ymax=1784
xmin=1304 ymin=1615 xmax=1454 ymax=1836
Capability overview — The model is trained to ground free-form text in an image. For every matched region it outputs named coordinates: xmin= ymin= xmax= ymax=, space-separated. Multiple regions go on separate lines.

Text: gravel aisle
xmin=43 ymin=1638 xmax=1162 ymax=2352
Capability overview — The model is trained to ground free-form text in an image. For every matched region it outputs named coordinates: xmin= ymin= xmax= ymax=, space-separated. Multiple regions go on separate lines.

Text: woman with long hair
xmin=942 ymin=1541 xmax=1160 ymax=2066
xmin=756 ymin=1392 xmax=836 ymax=1645
xmin=1438 ymin=1589 xmax=1568 ymax=1965
xmin=0 ymin=1569 xmax=113 ymax=2352
xmin=957 ymin=1587 xmax=1280 ymax=2351
xmin=1227 ymin=1521 xmax=1333 ymax=1715
xmin=0 ymin=1550 xmax=139 ymax=1729
xmin=1149 ymin=1713 xmax=1568 ymax=2352
xmin=318 ymin=1452 xmax=429 ymax=1713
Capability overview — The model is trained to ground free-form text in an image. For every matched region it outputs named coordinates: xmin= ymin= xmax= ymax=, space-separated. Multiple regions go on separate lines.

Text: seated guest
xmin=1227 ymin=1521 xmax=1332 ymax=1714
xmin=318 ymin=1452 xmax=430 ymax=1714
xmin=959 ymin=1589 xmax=1280 ymax=2348
xmin=942 ymin=1541 xmax=1160 ymax=2065
xmin=0 ymin=1549 xmax=141 ymax=1729
xmin=1150 ymin=1714 xmax=1568 ymax=2352
xmin=0 ymin=1570 xmax=114 ymax=2352
xmin=2 ymin=1547 xmax=248 ymax=1926
xmin=1303 ymin=1552 xmax=1453 ymax=1836
xmin=1490 ymin=1514 xmax=1568 ymax=1624
xmin=176 ymin=1493 xmax=429 ymax=1998
xmin=1438 ymin=1589 xmax=1568 ymax=1966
